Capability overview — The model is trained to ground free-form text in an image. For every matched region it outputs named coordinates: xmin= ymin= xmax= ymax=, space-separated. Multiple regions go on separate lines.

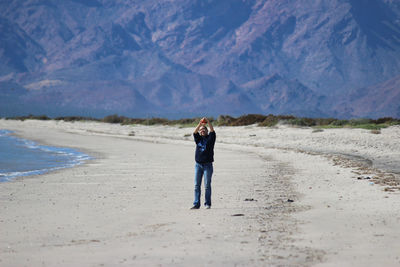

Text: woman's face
xmin=199 ymin=126 xmax=208 ymax=136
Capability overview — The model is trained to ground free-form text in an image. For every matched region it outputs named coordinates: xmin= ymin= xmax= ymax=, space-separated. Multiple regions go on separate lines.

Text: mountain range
xmin=1 ymin=0 xmax=400 ymax=119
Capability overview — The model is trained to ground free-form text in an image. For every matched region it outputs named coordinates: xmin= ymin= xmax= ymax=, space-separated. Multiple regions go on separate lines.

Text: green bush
xmin=284 ymin=117 xmax=316 ymax=127
xmin=217 ymin=115 xmax=235 ymax=126
xmin=258 ymin=115 xmax=279 ymax=127
xmin=229 ymin=114 xmax=268 ymax=126
xmin=330 ymin=120 xmax=349 ymax=126
xmin=142 ymin=118 xmax=169 ymax=125
xmin=356 ymin=124 xmax=383 ymax=130
xmin=349 ymin=118 xmax=372 ymax=126
xmin=372 ymin=117 xmax=393 ymax=124
xmin=315 ymin=118 xmax=337 ymax=126
xmin=6 ymin=114 xmax=51 ymax=121
xmin=102 ymin=114 xmax=126 ymax=124
xmin=54 ymin=116 xmax=99 ymax=122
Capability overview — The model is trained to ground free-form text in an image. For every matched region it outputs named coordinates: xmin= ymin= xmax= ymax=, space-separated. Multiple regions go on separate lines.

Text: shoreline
xmin=1 ymin=119 xmax=400 ymax=266
xmin=0 ymin=129 xmax=92 ymax=182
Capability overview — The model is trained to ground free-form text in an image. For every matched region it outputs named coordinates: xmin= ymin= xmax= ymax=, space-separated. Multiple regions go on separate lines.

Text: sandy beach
xmin=1 ymin=119 xmax=400 ymax=266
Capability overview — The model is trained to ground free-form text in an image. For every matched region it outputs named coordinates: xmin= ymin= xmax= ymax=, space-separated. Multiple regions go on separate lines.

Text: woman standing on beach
xmin=191 ymin=117 xmax=216 ymax=209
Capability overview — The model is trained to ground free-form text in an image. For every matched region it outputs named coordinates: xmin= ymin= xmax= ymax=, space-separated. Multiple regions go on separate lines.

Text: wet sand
xmin=1 ymin=119 xmax=399 ymax=266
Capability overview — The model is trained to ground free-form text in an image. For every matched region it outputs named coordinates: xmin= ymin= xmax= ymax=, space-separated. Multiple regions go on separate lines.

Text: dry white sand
xmin=0 ymin=119 xmax=399 ymax=266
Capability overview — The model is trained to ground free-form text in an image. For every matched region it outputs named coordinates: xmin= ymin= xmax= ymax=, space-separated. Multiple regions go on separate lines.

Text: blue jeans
xmin=193 ymin=162 xmax=213 ymax=207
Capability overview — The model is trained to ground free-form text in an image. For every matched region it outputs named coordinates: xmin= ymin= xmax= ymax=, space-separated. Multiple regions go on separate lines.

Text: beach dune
xmin=0 ymin=119 xmax=399 ymax=266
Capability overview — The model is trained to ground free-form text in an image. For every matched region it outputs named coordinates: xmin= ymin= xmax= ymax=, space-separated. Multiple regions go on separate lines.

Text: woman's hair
xmin=200 ymin=125 xmax=208 ymax=131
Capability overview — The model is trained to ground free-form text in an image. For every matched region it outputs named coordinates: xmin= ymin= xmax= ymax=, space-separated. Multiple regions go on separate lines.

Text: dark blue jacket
xmin=194 ymin=131 xmax=216 ymax=163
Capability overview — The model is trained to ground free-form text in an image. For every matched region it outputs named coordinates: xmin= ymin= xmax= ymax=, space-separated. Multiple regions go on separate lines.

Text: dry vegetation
xmin=4 ymin=114 xmax=400 ymax=129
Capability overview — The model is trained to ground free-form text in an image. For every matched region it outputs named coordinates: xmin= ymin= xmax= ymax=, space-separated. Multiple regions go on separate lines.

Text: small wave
xmin=0 ymin=129 xmax=13 ymax=137
xmin=0 ymin=169 xmax=44 ymax=182
xmin=0 ymin=157 xmax=90 ymax=182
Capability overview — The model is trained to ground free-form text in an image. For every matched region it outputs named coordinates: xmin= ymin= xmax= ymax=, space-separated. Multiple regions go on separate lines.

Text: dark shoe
xmin=190 ymin=205 xmax=200 ymax=209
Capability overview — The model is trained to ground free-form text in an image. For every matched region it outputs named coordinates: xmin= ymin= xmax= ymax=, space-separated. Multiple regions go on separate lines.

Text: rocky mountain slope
xmin=1 ymin=0 xmax=399 ymax=118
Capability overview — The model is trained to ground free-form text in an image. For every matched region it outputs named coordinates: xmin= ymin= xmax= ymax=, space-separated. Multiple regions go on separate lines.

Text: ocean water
xmin=0 ymin=129 xmax=91 ymax=182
